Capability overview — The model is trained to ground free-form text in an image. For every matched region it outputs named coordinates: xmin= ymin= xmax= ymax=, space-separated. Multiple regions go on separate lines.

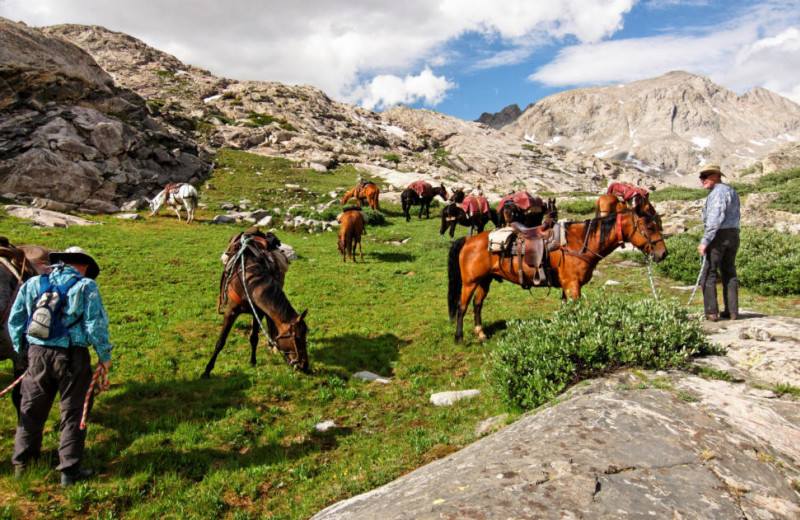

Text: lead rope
xmin=80 ymin=364 xmax=110 ymax=430
xmin=646 ymin=257 xmax=659 ymax=301
xmin=236 ymin=238 xmax=279 ymax=351
xmin=0 ymin=372 xmax=25 ymax=397
xmin=686 ymin=254 xmax=707 ymax=310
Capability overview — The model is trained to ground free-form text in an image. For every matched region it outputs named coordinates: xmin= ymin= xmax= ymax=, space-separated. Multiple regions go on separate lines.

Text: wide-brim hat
xmin=49 ymin=246 xmax=100 ymax=279
xmin=699 ymin=164 xmax=725 ymax=178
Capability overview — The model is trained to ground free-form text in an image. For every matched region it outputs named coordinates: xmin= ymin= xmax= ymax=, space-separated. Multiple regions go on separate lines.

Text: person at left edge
xmin=8 ymin=246 xmax=113 ymax=487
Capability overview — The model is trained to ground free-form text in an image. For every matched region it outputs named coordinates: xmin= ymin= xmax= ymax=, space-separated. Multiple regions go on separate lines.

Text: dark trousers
xmin=701 ymin=228 xmax=739 ymax=316
xmin=12 ymin=344 xmax=93 ymax=472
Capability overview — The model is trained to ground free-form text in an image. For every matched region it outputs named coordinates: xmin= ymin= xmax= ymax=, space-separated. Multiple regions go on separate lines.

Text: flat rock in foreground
xmin=312 ymin=315 xmax=800 ymax=519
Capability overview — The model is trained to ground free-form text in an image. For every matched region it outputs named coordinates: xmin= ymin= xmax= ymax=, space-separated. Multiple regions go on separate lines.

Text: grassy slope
xmin=1 ymin=152 xmax=798 ymax=519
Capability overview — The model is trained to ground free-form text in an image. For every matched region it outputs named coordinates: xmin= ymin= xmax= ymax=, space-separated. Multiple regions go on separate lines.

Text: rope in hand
xmin=646 ymin=257 xmax=659 ymax=301
xmin=80 ymin=364 xmax=110 ymax=430
xmin=0 ymin=372 xmax=25 ymax=397
xmin=686 ymin=254 xmax=707 ymax=309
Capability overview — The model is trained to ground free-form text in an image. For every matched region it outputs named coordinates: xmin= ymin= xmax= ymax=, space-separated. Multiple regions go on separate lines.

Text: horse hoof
xmin=200 ymin=372 xmax=211 ymax=379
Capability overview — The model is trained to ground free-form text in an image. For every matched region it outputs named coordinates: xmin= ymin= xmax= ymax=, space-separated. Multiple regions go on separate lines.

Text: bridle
xmin=625 ymin=212 xmax=665 ymax=256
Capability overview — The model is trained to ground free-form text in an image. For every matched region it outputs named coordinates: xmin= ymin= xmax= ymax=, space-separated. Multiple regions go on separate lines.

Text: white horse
xmin=148 ymin=183 xmax=198 ymax=223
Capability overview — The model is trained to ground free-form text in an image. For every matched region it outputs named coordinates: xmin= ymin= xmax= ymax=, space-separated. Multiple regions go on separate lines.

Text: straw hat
xmin=699 ymin=165 xmax=724 ymax=178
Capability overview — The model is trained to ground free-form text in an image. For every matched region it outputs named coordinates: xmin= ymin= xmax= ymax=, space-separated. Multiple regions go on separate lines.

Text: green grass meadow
xmin=1 ymin=152 xmax=799 ymax=519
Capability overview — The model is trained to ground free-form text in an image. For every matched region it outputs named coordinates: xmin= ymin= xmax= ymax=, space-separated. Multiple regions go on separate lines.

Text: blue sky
xmin=2 ymin=0 xmax=799 ymax=120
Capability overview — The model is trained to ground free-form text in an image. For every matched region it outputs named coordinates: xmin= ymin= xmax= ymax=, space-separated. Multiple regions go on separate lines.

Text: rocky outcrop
xmin=475 ymin=103 xmax=522 ymax=129
xmin=312 ymin=314 xmax=800 ymax=519
xmin=505 ymin=71 xmax=800 ymax=180
xmin=0 ymin=19 xmax=212 ymax=213
xmin=44 ymin=23 xmax=670 ymax=201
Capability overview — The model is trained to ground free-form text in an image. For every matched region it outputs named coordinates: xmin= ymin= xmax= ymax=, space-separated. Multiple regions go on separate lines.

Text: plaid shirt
xmin=701 ymin=182 xmax=740 ymax=246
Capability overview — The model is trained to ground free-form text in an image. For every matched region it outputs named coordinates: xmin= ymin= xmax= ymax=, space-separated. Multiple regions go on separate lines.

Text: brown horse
xmin=203 ymin=230 xmax=309 ymax=377
xmin=440 ymin=190 xmax=498 ymax=237
xmin=341 ymin=182 xmax=380 ymax=211
xmin=447 ymin=208 xmax=667 ymax=342
xmin=0 ymin=240 xmax=54 ymax=415
xmin=337 ymin=208 xmax=366 ymax=262
xmin=401 ymin=181 xmax=449 ymax=221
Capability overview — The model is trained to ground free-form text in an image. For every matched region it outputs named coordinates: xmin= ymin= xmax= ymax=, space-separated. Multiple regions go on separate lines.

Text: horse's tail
xmin=188 ymin=188 xmax=199 ymax=210
xmin=447 ymin=237 xmax=466 ymax=322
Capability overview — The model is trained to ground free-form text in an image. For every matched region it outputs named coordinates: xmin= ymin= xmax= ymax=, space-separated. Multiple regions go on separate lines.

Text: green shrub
xmin=730 ymin=168 xmax=800 ymax=213
xmin=490 ymin=298 xmax=714 ymax=410
xmin=650 ymin=187 xmax=707 ymax=202
xmin=657 ymin=229 xmax=800 ymax=296
xmin=382 ymin=153 xmax=401 ymax=164
xmin=558 ymin=198 xmax=596 ymax=215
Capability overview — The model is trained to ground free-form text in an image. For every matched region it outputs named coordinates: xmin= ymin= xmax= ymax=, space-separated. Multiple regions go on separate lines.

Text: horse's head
xmin=275 ymin=309 xmax=309 ymax=373
xmin=545 ymin=198 xmax=558 ymax=224
xmin=147 ymin=196 xmax=161 ymax=216
xmin=452 ymin=189 xmax=465 ymax=204
xmin=624 ymin=208 xmax=668 ymax=262
xmin=438 ymin=184 xmax=449 ymax=200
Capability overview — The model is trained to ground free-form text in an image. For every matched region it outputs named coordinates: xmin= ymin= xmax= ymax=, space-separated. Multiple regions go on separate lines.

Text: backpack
xmin=26 ymin=275 xmax=81 ymax=341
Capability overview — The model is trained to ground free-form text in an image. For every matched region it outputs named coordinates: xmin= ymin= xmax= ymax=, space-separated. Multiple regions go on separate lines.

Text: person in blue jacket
xmin=8 ymin=246 xmax=113 ymax=487
xmin=698 ymin=165 xmax=741 ymax=321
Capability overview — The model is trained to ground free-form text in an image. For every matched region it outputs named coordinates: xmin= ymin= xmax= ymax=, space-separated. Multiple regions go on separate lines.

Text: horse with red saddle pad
xmin=401 ymin=181 xmax=449 ymax=221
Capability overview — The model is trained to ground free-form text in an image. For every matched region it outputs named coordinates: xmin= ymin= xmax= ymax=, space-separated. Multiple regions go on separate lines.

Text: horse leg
xmin=455 ymin=282 xmax=478 ymax=342
xmin=202 ymin=308 xmax=241 ymax=378
xmin=172 ymin=204 xmax=182 ymax=221
xmin=357 ymin=238 xmax=363 ymax=261
xmin=249 ymin=314 xmax=261 ymax=366
xmin=472 ymin=279 xmax=492 ymax=341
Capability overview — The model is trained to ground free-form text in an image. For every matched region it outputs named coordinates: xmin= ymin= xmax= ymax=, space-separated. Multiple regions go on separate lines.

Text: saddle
xmin=488 ymin=222 xmax=561 ymax=287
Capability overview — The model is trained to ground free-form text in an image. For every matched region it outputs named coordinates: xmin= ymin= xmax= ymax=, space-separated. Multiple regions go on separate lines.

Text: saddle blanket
xmin=407 ymin=180 xmax=432 ymax=198
xmin=462 ymin=196 xmax=489 ymax=215
xmin=498 ymin=192 xmax=543 ymax=212
xmin=607 ymin=182 xmax=649 ymax=201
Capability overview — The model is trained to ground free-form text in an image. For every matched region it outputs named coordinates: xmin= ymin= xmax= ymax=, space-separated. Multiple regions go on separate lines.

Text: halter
xmin=222 ymin=236 xmax=303 ymax=365
xmin=626 ymin=212 xmax=665 ymax=255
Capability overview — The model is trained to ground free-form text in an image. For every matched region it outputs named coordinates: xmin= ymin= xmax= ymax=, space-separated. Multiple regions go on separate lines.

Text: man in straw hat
xmin=698 ymin=165 xmax=741 ymax=322
xmin=7 ymin=246 xmax=113 ymax=487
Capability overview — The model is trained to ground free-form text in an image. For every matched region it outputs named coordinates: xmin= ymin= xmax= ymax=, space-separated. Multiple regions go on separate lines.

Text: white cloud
xmin=354 ymin=68 xmax=456 ymax=110
xmin=528 ymin=1 xmax=800 ymax=104
xmin=0 ymin=0 xmax=638 ymax=109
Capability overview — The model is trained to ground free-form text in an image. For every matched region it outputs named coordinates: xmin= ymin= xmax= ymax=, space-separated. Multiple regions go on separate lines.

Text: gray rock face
xmin=475 ymin=103 xmax=522 ymax=129
xmin=312 ymin=314 xmax=800 ymax=519
xmin=0 ymin=18 xmax=212 ymax=213
xmin=506 ymin=71 xmax=800 ymax=179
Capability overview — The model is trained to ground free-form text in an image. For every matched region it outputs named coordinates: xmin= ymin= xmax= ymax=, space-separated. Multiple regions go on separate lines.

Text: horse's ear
xmin=298 ymin=309 xmax=308 ymax=322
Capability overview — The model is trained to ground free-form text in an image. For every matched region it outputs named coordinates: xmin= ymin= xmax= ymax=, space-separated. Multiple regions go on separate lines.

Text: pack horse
xmin=149 ymin=183 xmax=198 ymax=223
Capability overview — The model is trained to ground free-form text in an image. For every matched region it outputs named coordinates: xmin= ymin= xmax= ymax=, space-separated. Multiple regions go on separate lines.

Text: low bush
xmin=650 ymin=186 xmax=707 ymax=202
xmin=490 ymin=298 xmax=715 ymax=410
xmin=558 ymin=198 xmax=596 ymax=215
xmin=657 ymin=229 xmax=800 ymax=296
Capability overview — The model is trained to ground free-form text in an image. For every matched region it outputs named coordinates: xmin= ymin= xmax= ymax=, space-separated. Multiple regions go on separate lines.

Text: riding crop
xmin=80 ymin=364 xmax=110 ymax=430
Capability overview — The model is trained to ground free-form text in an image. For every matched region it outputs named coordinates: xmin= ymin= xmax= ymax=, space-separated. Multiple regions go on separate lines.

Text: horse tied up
xmin=203 ymin=229 xmax=309 ymax=377
xmin=447 ymin=207 xmax=667 ymax=341
xmin=149 ymin=183 xmax=198 ymax=223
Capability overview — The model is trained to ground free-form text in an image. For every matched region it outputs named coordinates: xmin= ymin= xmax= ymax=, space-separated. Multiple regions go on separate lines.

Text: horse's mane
xmin=244 ymin=252 xmax=298 ymax=323
xmin=561 ymin=214 xmax=617 ymax=245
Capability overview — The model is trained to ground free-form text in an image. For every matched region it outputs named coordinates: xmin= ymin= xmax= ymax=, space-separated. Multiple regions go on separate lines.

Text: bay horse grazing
xmin=203 ymin=230 xmax=309 ymax=377
xmin=0 ymin=240 xmax=53 ymax=415
xmin=149 ymin=183 xmax=199 ymax=223
xmin=341 ymin=181 xmax=380 ymax=211
xmin=337 ymin=208 xmax=366 ymax=262
xmin=596 ymin=182 xmax=658 ymax=219
xmin=498 ymin=192 xmax=548 ymax=227
xmin=447 ymin=207 xmax=667 ymax=342
xmin=440 ymin=191 xmax=498 ymax=238
xmin=401 ymin=181 xmax=449 ymax=221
